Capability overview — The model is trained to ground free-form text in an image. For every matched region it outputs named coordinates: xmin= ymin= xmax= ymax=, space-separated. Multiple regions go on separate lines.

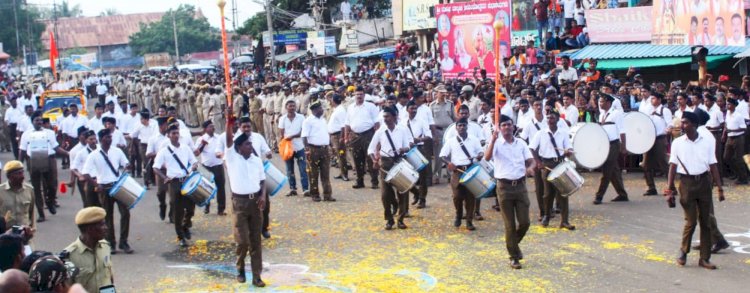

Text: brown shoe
xmin=236 ymin=271 xmax=246 ymax=283
xmin=252 ymin=277 xmax=266 ymax=287
xmin=312 ymin=196 xmax=322 ymax=202
xmin=676 ymin=252 xmax=687 ymax=266
xmin=509 ymin=259 xmax=522 ymax=269
xmin=559 ymin=223 xmax=576 ymax=231
xmin=323 ymin=197 xmax=336 ymax=202
xmin=698 ymin=259 xmax=717 ymax=270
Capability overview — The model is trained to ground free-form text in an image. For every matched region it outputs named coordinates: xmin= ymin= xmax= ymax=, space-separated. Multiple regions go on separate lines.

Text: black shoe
xmin=185 ymin=229 xmax=192 ymax=240
xmin=593 ymin=198 xmax=603 ymax=205
xmin=474 ymin=213 xmax=484 ymax=221
xmin=341 ymin=176 xmax=350 ymax=182
xmin=453 ymin=217 xmax=461 ymax=227
xmin=371 ymin=184 xmax=379 ymax=189
xmin=554 ymin=207 xmax=561 ymax=214
xmin=677 ymin=251 xmax=687 ymax=266
xmin=385 ymin=220 xmax=394 ymax=230
xmin=303 ymin=190 xmax=311 ymax=197
xmin=312 ymin=196 xmax=322 ymax=202
xmin=203 ymin=208 xmax=210 ymax=215
xmin=119 ymin=242 xmax=134 ymax=254
xmin=541 ymin=216 xmax=550 ymax=227
xmin=262 ymin=230 xmax=271 ymax=239
xmin=252 ymin=278 xmax=266 ymax=287
xmin=643 ymin=189 xmax=658 ymax=196
xmin=559 ymin=222 xmax=576 ymax=231
xmin=37 ymin=216 xmax=46 ymax=223
xmin=397 ymin=221 xmax=407 ymax=229
xmin=698 ymin=259 xmax=717 ymax=270
xmin=466 ymin=222 xmax=476 ymax=231
xmin=159 ymin=206 xmax=166 ymax=221
xmin=416 ymin=199 xmax=426 ymax=209
xmin=411 ymin=196 xmax=419 ymax=205
xmin=333 ymin=175 xmax=343 ymax=179
xmin=218 ymin=211 xmax=227 ymax=216
xmin=236 ymin=271 xmax=246 ymax=283
xmin=611 ymin=196 xmax=630 ymax=202
xmin=47 ymin=204 xmax=57 ymax=215
xmin=711 ymin=240 xmax=730 ymax=253
xmin=179 ymin=239 xmax=189 ymax=247
xmin=510 ymin=259 xmax=522 ymax=269
xmin=323 ymin=197 xmax=337 ymax=202
xmin=352 ymin=183 xmax=365 ymax=189
xmin=286 ymin=190 xmax=298 ymax=196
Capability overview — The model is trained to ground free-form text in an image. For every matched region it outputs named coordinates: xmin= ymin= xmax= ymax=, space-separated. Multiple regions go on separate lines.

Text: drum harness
xmin=384 ymin=129 xmax=402 ymax=160
xmin=99 ymin=149 xmax=120 ymax=188
xmin=456 ymin=136 xmax=473 ymax=172
xmin=545 ymin=131 xmax=563 ymax=163
xmin=167 ymin=146 xmax=191 ymax=182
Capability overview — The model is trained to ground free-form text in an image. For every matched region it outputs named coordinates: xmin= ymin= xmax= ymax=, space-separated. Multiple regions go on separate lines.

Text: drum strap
xmin=547 ymin=132 xmax=562 ymax=158
xmin=675 ymin=156 xmax=691 ymax=176
xmin=384 ymin=129 xmax=401 ymax=158
xmin=457 ymin=136 xmax=473 ymax=164
xmin=167 ymin=146 xmax=190 ymax=175
xmin=99 ymin=150 xmax=120 ymax=177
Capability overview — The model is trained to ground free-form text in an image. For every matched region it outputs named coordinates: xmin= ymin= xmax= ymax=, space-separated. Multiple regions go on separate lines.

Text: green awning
xmin=594 ymin=55 xmax=733 ymax=70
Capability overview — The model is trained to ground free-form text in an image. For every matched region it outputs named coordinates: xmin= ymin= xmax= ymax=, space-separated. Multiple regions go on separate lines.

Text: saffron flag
xmin=49 ymin=31 xmax=58 ymax=80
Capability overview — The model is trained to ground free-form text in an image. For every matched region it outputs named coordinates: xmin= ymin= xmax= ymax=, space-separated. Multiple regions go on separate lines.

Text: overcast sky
xmin=28 ymin=0 xmax=265 ymax=29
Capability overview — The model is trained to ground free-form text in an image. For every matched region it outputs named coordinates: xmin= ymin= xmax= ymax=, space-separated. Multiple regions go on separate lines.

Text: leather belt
xmin=609 ymin=139 xmax=620 ymax=144
xmin=541 ymin=157 xmax=563 ymax=163
xmin=308 ymin=145 xmax=328 ymax=148
xmin=330 ymin=131 xmax=341 ymax=136
xmin=679 ymin=172 xmax=709 ymax=181
xmin=232 ymin=192 xmax=258 ymax=199
xmin=498 ymin=177 xmax=525 ymax=186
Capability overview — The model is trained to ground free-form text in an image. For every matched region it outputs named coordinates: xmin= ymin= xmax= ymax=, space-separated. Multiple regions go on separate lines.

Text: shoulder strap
xmin=167 ymin=146 xmax=190 ymax=175
xmin=675 ymin=156 xmax=691 ymax=176
xmin=384 ymin=129 xmax=401 ymax=158
xmin=456 ymin=136 xmax=474 ymax=164
xmin=406 ymin=120 xmax=415 ymax=138
xmin=99 ymin=149 xmax=120 ymax=177
xmin=547 ymin=131 xmax=562 ymax=158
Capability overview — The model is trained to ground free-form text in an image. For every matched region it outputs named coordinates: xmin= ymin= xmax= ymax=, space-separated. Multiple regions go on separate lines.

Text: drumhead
xmin=459 ymin=165 xmax=481 ymax=183
xmin=181 ymin=173 xmax=202 ymax=195
xmin=623 ymin=112 xmax=656 ymax=154
xmin=570 ymin=123 xmax=610 ymax=169
xmin=108 ymin=173 xmax=130 ymax=196
xmin=548 ymin=161 xmax=573 ymax=179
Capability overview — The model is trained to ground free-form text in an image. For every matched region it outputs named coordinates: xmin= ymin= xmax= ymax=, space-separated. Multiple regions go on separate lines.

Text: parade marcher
xmin=301 ymin=101 xmax=335 ymax=202
xmin=403 ymin=100 xmax=433 ymax=209
xmin=66 ymin=126 xmax=90 ymax=207
xmin=439 ymin=118 xmax=483 ymax=230
xmin=703 ymin=94 xmax=725 ymax=177
xmin=19 ymin=111 xmax=67 ymax=222
xmin=64 ymin=207 xmax=115 ymax=293
xmin=328 ymin=94 xmax=349 ymax=181
xmin=146 ymin=117 xmax=171 ymax=221
xmin=4 ymin=96 xmax=22 ymax=159
xmin=485 ymin=115 xmax=535 ymax=269
xmin=0 ymin=160 xmax=35 ymax=227
xmin=153 ymin=122 xmax=198 ymax=247
xmin=368 ymin=106 xmax=413 ymax=230
xmin=58 ymin=104 xmax=87 ymax=169
xmin=666 ymin=111 xmax=724 ymax=270
xmin=72 ymin=129 xmax=100 ymax=208
xmin=345 ymin=87 xmax=381 ymax=189
xmin=722 ymin=98 xmax=747 ymax=184
xmin=529 ymin=111 xmax=575 ymax=229
xmin=82 ymin=128 xmax=133 ymax=254
xmin=429 ymin=85 xmax=455 ymax=184
xmin=194 ymin=120 xmax=227 ymax=215
xmin=594 ymin=94 xmax=629 ymax=204
xmin=643 ymin=93 xmax=672 ymax=195
xmin=86 ymin=103 xmax=105 ymax=134
xmin=279 ymin=100 xmax=310 ymax=197
xmin=122 ymin=104 xmax=143 ymax=177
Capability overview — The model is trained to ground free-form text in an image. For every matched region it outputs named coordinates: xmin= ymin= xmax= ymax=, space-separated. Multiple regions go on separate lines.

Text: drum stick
xmin=545 ymin=166 xmax=554 ymax=172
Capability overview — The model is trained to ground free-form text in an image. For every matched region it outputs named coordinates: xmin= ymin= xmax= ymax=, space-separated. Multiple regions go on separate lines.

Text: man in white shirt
xmin=485 ymin=114 xmax=535 ymax=269
xmin=340 ymin=0 xmax=351 ymax=22
xmin=594 ymin=94 xmax=629 ymax=204
xmin=557 ymin=56 xmax=578 ymax=84
xmin=703 ymin=95 xmax=725 ymax=176
xmin=559 ymin=0 xmax=576 ymax=28
xmin=59 ymin=103 xmax=88 ymax=169
xmin=345 ymin=87 xmax=381 ymax=189
xmin=560 ymin=92 xmax=578 ymax=126
xmin=193 ymin=120 xmax=226 ymax=215
xmin=327 ymin=94 xmax=349 ymax=181
xmin=367 ymin=106 xmax=413 ymax=230
xmin=444 ymin=105 xmax=485 ymax=144
xmin=146 ymin=117 xmax=170 ymax=220
xmin=86 ymin=104 xmax=105 ymax=135
xmin=224 ymin=116 xmax=267 ymax=287
xmin=4 ymin=96 xmax=22 ymax=159
xmin=439 ymin=118 xmax=483 ymax=231
xmin=82 ymin=128 xmax=132 ymax=254
xmin=71 ymin=128 xmax=98 ymax=207
xmin=301 ymin=101 xmax=335 ymax=202
xmin=403 ymin=101 xmax=433 ymax=209
xmin=530 ymin=111 xmax=575 ymax=230
xmin=131 ymin=112 xmax=158 ymax=187
xmin=723 ymin=98 xmax=747 ymax=184
xmin=153 ymin=123 xmax=198 ymax=248
xmin=643 ymin=94 xmax=672 ymax=195
xmin=279 ymin=100 xmax=309 ymax=197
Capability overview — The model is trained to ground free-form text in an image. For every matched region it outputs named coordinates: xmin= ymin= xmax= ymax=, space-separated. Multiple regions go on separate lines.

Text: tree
xmin=0 ymin=1 xmax=46 ymax=58
xmin=34 ymin=0 xmax=83 ymax=19
xmin=128 ymin=5 xmax=221 ymax=56
xmin=100 ymin=8 xmax=119 ymax=17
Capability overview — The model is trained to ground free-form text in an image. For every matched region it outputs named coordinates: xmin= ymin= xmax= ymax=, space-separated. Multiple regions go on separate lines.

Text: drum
xmin=569 ymin=123 xmax=610 ymax=169
xmin=181 ymin=172 xmax=217 ymax=207
xmin=546 ymin=160 xmax=584 ymax=197
xmin=196 ymin=164 xmax=215 ymax=182
xmin=28 ymin=137 xmax=50 ymax=172
xmin=263 ymin=161 xmax=288 ymax=196
xmin=744 ymin=154 xmax=750 ymax=172
xmin=404 ymin=147 xmax=428 ymax=171
xmin=108 ymin=173 xmax=146 ymax=209
xmin=385 ymin=161 xmax=419 ymax=193
xmin=623 ymin=112 xmax=656 ymax=154
xmin=442 ymin=123 xmax=456 ymax=142
xmin=477 ymin=158 xmax=494 ymax=175
xmin=459 ymin=164 xmax=496 ymax=199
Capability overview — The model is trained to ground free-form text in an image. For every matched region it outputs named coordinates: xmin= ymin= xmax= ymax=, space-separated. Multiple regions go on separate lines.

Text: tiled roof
xmin=42 ymin=12 xmax=164 ymax=49
xmin=567 ymin=39 xmax=749 ymax=60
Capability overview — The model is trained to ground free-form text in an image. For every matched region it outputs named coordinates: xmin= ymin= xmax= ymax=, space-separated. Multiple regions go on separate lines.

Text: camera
xmin=11 ymin=225 xmax=23 ymax=235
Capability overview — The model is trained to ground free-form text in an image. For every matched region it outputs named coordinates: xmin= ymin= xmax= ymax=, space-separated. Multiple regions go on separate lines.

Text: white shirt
xmin=220 ymin=131 xmax=273 ymax=159
xmin=194 ymin=133 xmax=223 ymax=167
xmin=4 ymin=106 xmax=22 ymax=124
xmin=69 ymin=143 xmax=86 ymax=171
xmin=400 ymin=116 xmax=433 ymax=146
xmin=327 ymin=105 xmax=347 ymax=134
xmin=224 ymin=146 xmax=265 ymax=194
xmin=562 ymin=104 xmax=578 ymax=126
xmin=416 ymin=104 xmax=435 ymax=126
xmin=705 ymin=104 xmax=724 ymax=129
xmin=367 ymin=125 xmax=413 ymax=158
xmin=301 ymin=115 xmax=330 ymax=146
xmin=82 ymin=147 xmax=129 ymax=184
xmin=131 ymin=121 xmax=158 ymax=142
xmin=146 ymin=134 xmax=168 ymax=156
xmin=598 ymin=108 xmax=625 ymax=141
xmin=96 ymin=84 xmax=107 ymax=95
xmin=559 ymin=0 xmax=576 ymax=18
xmin=346 ymin=102 xmax=380 ymax=133
xmin=72 ymin=145 xmax=96 ymax=172
xmin=18 ymin=98 xmax=37 ymax=111
xmin=15 ymin=115 xmax=32 ymax=133
xmin=516 ymin=109 xmax=533 ymax=128
xmin=439 ymin=134 xmax=483 ymax=166
xmin=111 ymin=129 xmax=127 ymax=147
xmin=59 ymin=114 xmax=88 ymax=137
xmin=649 ymin=105 xmax=673 ymax=136
xmin=121 ymin=113 xmax=141 ymax=134
xmin=557 ymin=67 xmax=578 ymax=83
xmin=491 ymin=136 xmax=533 ymax=179
xmin=530 ymin=128 xmax=572 ymax=159
xmin=669 ymin=134 xmax=716 ymax=175
xmin=153 ymin=142 xmax=197 ymax=179
xmin=444 ymin=121 xmax=485 ymax=142
xmin=736 ymin=100 xmax=750 ymax=120
xmin=726 ymin=109 xmax=746 ymax=137
xmin=278 ymin=113 xmax=305 ymax=151
xmin=86 ymin=116 xmax=104 ymax=134
xmin=19 ymin=128 xmax=58 ymax=155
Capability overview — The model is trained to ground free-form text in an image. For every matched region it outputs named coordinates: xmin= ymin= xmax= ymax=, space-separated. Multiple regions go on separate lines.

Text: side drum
xmin=181 ymin=173 xmax=217 ymax=207
xmin=263 ymin=161 xmax=288 ymax=196
xmin=459 ymin=164 xmax=496 ymax=199
xmin=404 ymin=147 xmax=429 ymax=171
xmin=108 ymin=173 xmax=146 ymax=209
xmin=385 ymin=161 xmax=419 ymax=193
xmin=546 ymin=161 xmax=584 ymax=197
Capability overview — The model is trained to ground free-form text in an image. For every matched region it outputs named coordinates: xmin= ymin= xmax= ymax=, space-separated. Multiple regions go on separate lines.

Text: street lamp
xmin=492 ymin=19 xmax=506 ymax=128
xmin=217 ymin=0 xmax=233 ymax=123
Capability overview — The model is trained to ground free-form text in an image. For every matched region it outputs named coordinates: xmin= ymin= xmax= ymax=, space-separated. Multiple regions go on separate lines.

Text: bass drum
xmin=442 ymin=123 xmax=456 ymax=142
xmin=569 ymin=123 xmax=610 ymax=169
xmin=623 ymin=112 xmax=656 ymax=154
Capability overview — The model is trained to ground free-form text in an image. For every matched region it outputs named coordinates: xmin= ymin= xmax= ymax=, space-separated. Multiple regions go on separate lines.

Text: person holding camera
xmin=64 ymin=207 xmax=115 ymax=293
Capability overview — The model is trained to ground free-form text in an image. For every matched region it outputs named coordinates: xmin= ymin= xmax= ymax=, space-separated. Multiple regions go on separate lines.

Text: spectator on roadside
xmin=0 ymin=233 xmax=25 ymax=272
xmin=28 ymin=255 xmax=73 ymax=293
xmin=559 ymin=0 xmax=577 ymax=28
xmin=0 ymin=269 xmax=31 ymax=293
xmin=533 ymin=0 xmax=550 ymax=41
xmin=19 ymin=251 xmax=52 ymax=274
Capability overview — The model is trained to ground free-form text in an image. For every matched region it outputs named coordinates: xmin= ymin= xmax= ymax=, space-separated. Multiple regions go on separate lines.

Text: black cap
xmin=98 ymin=128 xmax=111 ymax=139
xmin=202 ymin=120 xmax=213 ymax=128
xmin=77 ymin=126 xmax=89 ymax=136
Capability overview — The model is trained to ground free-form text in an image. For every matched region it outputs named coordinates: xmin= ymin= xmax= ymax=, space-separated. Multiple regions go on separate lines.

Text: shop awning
xmin=338 ymin=46 xmax=395 ymax=59
xmin=274 ymin=50 xmax=307 ymax=63
xmin=735 ymin=46 xmax=750 ymax=58
xmin=593 ymin=55 xmax=734 ymax=70
xmin=567 ymin=40 xmax=749 ymax=60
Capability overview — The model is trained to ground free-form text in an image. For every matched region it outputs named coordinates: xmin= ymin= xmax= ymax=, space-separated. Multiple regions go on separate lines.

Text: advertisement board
xmin=586 ymin=7 xmax=652 ymax=43
xmin=651 ymin=0 xmax=746 ymax=46
xmin=262 ymin=30 xmax=309 ymax=47
xmin=403 ymin=0 xmax=439 ymax=31
xmin=435 ymin=0 xmax=512 ymax=79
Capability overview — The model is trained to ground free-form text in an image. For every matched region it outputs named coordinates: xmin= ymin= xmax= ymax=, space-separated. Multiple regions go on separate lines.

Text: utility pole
xmin=231 ymin=0 xmax=239 ymax=57
xmin=12 ymin=0 xmax=20 ymax=57
xmin=172 ymin=11 xmax=180 ymax=65
xmin=265 ymin=0 xmax=275 ymax=72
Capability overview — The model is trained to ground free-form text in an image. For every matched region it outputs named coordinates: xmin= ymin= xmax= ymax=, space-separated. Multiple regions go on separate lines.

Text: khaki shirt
xmin=263 ymin=93 xmax=276 ymax=114
xmin=65 ymin=238 xmax=114 ymax=293
xmin=298 ymin=93 xmax=311 ymax=115
xmin=274 ymin=93 xmax=287 ymax=114
xmin=0 ymin=182 xmax=35 ymax=227
xmin=232 ymin=95 xmax=245 ymax=118
xmin=430 ymin=100 xmax=455 ymax=128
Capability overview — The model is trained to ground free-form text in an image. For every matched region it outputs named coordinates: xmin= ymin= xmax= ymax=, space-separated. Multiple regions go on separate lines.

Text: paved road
xmin=22 ymin=145 xmax=750 ymax=292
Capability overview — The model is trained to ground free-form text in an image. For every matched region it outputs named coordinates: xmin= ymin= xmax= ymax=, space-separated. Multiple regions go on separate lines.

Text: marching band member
xmin=439 ymin=118 xmax=483 ymax=230
xmin=67 ymin=126 xmax=90 ymax=207
xmin=224 ymin=111 xmax=267 ymax=287
xmin=722 ymin=98 xmax=747 ymax=184
xmin=666 ymin=111 xmax=724 ymax=270
xmin=529 ymin=111 xmax=575 ymax=230
xmin=346 ymin=87 xmax=381 ymax=189
xmin=368 ymin=106 xmax=413 ymax=230
xmin=485 ymin=115 xmax=535 ymax=269
xmin=403 ymin=100 xmax=433 ymax=209
xmin=328 ymin=94 xmax=350 ymax=181
xmin=72 ymin=129 xmax=100 ymax=208
xmin=301 ymin=101 xmax=336 ymax=202
xmin=703 ymin=94 xmax=725 ymax=177
xmin=59 ymin=104 xmax=88 ymax=169
xmin=643 ymin=93 xmax=672 ymax=196
xmin=131 ymin=111 xmax=158 ymax=189
xmin=19 ymin=111 xmax=68 ymax=222
xmin=146 ymin=117 xmax=171 ymax=221
xmin=82 ymin=128 xmax=132 ymax=254
xmin=153 ymin=122 xmax=198 ymax=247
xmin=594 ymin=94 xmax=629 ymax=204
xmin=194 ymin=120 xmax=227 ymax=215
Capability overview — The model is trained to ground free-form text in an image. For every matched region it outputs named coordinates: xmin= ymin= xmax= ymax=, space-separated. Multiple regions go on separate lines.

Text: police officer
xmin=0 ymin=160 xmax=35 ymax=227
xmin=65 ymin=207 xmax=115 ymax=293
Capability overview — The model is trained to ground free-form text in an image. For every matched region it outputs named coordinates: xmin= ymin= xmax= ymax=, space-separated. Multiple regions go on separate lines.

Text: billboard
xmin=651 ymin=0 xmax=746 ymax=46
xmin=261 ymin=30 xmax=309 ymax=47
xmin=511 ymin=0 xmax=535 ymax=33
xmin=435 ymin=0 xmax=512 ymax=79
xmin=586 ymin=7 xmax=652 ymax=43
xmin=403 ymin=0 xmax=439 ymax=31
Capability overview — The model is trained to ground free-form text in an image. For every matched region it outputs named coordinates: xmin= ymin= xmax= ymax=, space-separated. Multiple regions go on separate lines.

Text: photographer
xmin=64 ymin=207 xmax=114 ymax=293
xmin=28 ymin=255 xmax=74 ymax=293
